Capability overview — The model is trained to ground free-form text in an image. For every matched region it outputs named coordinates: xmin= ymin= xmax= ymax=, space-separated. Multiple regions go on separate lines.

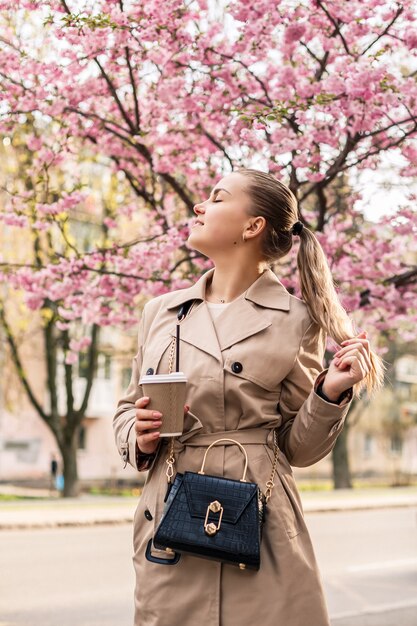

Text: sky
xmin=352 ymin=152 xmax=416 ymax=222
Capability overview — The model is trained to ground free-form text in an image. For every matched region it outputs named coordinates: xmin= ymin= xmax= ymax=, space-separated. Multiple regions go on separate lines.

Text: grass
xmin=85 ymin=480 xmax=417 ymax=496
xmin=296 ymin=479 xmax=417 ymax=492
xmin=0 ymin=494 xmax=39 ymax=501
xmin=87 ymin=486 xmax=143 ymax=497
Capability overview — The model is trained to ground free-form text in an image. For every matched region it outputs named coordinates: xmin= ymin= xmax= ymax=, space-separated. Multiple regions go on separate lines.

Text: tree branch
xmin=198 ymin=124 xmax=234 ymax=170
xmin=94 ymin=58 xmax=137 ymax=134
xmin=61 ymin=328 xmax=75 ymax=417
xmin=125 ymin=46 xmax=140 ymax=129
xmin=76 ymin=323 xmax=99 ymax=417
xmin=359 ymin=6 xmax=404 ymax=56
xmin=316 ymin=0 xmax=351 ymax=55
xmin=0 ymin=302 xmax=50 ymax=423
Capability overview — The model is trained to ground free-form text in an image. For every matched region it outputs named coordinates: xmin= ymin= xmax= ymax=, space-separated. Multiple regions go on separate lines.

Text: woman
xmin=113 ymin=169 xmax=383 ymax=626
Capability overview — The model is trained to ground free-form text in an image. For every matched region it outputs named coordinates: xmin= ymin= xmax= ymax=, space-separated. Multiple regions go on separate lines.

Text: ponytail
xmin=237 ymin=167 xmax=385 ymax=397
xmin=296 ymin=227 xmax=385 ymax=398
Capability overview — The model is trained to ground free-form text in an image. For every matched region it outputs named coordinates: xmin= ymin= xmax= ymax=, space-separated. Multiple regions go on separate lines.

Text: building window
xmin=364 ymin=433 xmax=374 ymax=458
xmin=395 ymin=383 xmax=410 ymax=401
xmin=78 ymin=352 xmax=90 ymax=379
xmin=103 ymin=354 xmax=112 ymax=379
xmin=390 ymin=435 xmax=402 ymax=455
xmin=97 ymin=353 xmax=112 ymax=379
xmin=121 ymin=367 xmax=132 ymax=390
xmin=78 ymin=426 xmax=86 ymax=450
xmin=410 ymin=386 xmax=417 ymax=403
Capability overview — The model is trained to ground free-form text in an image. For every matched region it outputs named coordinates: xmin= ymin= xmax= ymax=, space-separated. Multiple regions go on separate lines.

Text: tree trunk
xmin=61 ymin=433 xmax=80 ymax=498
xmin=332 ymin=422 xmax=352 ymax=489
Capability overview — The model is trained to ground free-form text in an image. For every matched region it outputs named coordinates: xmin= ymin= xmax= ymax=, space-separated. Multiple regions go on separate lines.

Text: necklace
xmin=206 ymin=280 xmax=227 ymax=303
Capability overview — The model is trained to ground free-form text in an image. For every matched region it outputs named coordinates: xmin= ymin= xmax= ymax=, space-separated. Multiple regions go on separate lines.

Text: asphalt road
xmin=0 ymin=508 xmax=416 ymax=626
xmin=308 ymin=508 xmax=417 ymax=626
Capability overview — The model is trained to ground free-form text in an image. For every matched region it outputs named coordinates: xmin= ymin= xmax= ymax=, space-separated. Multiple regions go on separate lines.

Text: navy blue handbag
xmin=151 ymin=438 xmax=277 ymax=571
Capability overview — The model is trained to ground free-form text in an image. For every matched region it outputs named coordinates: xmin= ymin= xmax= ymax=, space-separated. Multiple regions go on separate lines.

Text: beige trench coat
xmin=113 ymin=268 xmax=353 ymax=626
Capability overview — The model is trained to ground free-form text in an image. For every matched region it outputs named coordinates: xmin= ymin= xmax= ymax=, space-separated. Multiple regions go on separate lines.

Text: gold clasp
xmin=264 ymin=479 xmax=274 ymax=503
xmin=204 ymin=500 xmax=223 ymax=536
xmin=165 ymin=438 xmax=175 ymax=483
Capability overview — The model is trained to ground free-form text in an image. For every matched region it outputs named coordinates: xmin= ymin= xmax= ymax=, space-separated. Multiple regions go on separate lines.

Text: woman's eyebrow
xmin=212 ymin=187 xmax=232 ymax=196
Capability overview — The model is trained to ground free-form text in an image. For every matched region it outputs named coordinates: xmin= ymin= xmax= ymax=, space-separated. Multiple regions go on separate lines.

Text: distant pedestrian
xmin=50 ymin=454 xmax=58 ymax=491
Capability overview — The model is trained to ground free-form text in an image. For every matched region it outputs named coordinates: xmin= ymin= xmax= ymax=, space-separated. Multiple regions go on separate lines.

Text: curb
xmin=1 ymin=498 xmax=416 ymax=531
xmin=0 ymin=518 xmax=134 ymax=531
xmin=302 ymin=499 xmax=417 ymax=514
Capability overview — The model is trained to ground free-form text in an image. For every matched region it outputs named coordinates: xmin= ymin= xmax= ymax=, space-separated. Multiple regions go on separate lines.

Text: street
xmin=0 ymin=507 xmax=416 ymax=626
xmin=308 ymin=508 xmax=417 ymax=625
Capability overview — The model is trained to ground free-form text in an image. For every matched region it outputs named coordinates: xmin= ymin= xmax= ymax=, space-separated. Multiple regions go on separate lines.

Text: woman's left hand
xmin=322 ymin=330 xmax=372 ymax=399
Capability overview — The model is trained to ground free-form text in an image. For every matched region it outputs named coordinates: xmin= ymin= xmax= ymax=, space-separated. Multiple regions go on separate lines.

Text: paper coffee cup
xmin=139 ymin=372 xmax=187 ymax=437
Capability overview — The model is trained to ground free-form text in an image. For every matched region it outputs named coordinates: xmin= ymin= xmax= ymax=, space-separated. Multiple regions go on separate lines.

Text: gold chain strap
xmin=167 ymin=336 xmax=176 ymax=377
xmin=165 ymin=301 xmax=198 ymax=482
xmin=165 ymin=338 xmax=177 ymax=482
xmin=264 ymin=431 xmax=279 ymax=503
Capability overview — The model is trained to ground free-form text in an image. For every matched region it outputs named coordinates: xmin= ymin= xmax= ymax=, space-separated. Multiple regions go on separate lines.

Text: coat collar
xmin=166 ymin=267 xmax=291 ymax=312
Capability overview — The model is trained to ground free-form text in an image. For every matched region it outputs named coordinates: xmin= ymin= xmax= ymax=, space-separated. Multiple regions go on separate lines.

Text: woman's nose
xmin=193 ymin=203 xmax=205 ymax=215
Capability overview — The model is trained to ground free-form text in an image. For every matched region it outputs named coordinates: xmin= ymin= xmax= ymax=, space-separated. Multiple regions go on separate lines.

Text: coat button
xmin=231 ymin=361 xmax=243 ymax=374
xmin=146 ymin=368 xmax=154 ymax=375
xmin=144 ymin=509 xmax=153 ymax=521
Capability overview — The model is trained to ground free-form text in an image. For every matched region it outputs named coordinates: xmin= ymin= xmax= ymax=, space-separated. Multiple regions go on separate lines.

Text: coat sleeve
xmin=113 ymin=305 xmax=158 ymax=472
xmin=277 ymin=319 xmax=353 ymax=468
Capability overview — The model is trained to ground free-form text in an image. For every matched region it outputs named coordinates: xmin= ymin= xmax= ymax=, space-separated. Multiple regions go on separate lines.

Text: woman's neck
xmin=206 ymin=262 xmax=267 ymax=304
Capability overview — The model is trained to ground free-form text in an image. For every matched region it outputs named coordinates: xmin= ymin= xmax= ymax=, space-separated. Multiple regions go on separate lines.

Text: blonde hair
xmin=238 ymin=168 xmax=385 ymax=397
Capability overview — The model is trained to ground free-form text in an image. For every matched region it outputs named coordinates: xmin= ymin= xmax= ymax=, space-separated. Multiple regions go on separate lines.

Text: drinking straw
xmin=175 ymin=323 xmax=180 ymax=372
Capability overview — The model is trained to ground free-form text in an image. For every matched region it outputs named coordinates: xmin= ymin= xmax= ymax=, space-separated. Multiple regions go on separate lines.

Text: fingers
xmin=134 ymin=400 xmax=191 ymax=455
xmin=334 ymin=341 xmax=372 ymax=371
xmin=340 ymin=333 xmax=370 ymax=355
xmin=334 ymin=348 xmax=371 ymax=375
xmin=335 ymin=332 xmax=371 ymax=366
xmin=333 ymin=331 xmax=373 ymax=383
xmin=135 ymin=396 xmax=151 ymax=409
xmin=334 ymin=350 xmax=370 ymax=376
xmin=333 ymin=355 xmax=368 ymax=380
xmin=333 ymin=341 xmax=371 ymax=385
xmin=134 ymin=396 xmax=162 ymax=454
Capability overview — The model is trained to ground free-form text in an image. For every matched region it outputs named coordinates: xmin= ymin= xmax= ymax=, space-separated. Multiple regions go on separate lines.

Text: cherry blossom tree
xmin=0 ymin=0 xmax=416 ymax=494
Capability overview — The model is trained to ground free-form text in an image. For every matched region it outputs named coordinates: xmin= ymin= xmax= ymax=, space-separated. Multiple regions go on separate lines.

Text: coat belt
xmin=174 ymin=427 xmax=276 ymax=448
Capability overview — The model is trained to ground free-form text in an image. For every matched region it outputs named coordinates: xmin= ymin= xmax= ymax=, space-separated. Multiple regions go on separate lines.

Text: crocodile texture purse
xmin=150 ymin=437 xmax=278 ymax=571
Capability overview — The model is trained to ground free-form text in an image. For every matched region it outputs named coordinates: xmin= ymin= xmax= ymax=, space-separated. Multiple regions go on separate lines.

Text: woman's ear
xmin=245 ymin=216 xmax=266 ymax=240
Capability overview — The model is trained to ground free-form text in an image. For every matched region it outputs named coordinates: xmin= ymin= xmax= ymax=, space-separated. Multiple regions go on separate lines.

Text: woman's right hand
xmin=134 ymin=396 xmax=189 ymax=455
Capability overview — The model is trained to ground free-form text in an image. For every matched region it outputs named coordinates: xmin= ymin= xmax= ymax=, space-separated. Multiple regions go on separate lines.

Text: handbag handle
xmin=198 ymin=438 xmax=248 ymax=482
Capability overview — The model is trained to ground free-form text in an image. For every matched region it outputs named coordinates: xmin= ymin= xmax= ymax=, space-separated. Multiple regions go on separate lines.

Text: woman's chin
xmin=187 ymin=234 xmax=208 ymax=255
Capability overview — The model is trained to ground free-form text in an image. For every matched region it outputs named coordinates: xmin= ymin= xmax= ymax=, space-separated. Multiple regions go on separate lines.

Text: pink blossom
xmin=65 ymin=352 xmax=78 ymax=365
xmin=0 ymin=0 xmax=415 ymax=340
xmin=69 ymin=337 xmax=92 ymax=352
xmin=284 ymin=23 xmax=307 ymax=45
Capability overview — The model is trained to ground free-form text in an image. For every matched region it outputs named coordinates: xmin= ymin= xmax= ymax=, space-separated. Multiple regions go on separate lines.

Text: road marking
xmin=347 ymin=557 xmax=417 ymax=573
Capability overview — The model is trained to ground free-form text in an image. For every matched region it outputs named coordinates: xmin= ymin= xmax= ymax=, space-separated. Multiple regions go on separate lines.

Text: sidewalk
xmin=1 ymin=486 xmax=416 ymax=530
xmin=300 ymin=486 xmax=417 ymax=513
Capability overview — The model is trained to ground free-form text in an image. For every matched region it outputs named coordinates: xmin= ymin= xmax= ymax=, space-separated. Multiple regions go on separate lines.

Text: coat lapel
xmin=214 ymin=298 xmax=272 ymax=351
xmin=166 ymin=267 xmax=292 ymax=357
xmin=170 ymin=301 xmax=222 ymax=362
